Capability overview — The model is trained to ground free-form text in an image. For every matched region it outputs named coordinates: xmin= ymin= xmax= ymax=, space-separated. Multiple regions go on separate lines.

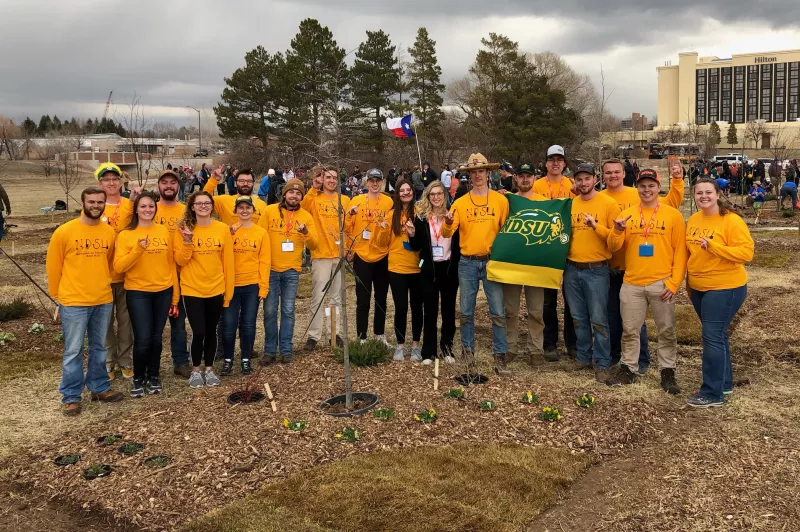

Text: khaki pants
xmin=308 ymin=258 xmax=343 ymax=342
xmin=502 ymin=283 xmax=544 ymax=356
xmin=620 ymin=280 xmax=677 ymax=372
xmin=105 ymin=282 xmax=133 ymax=368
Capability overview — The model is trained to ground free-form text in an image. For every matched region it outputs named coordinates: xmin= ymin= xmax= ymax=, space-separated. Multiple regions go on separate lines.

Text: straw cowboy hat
xmin=457 ymin=153 xmax=500 ymax=172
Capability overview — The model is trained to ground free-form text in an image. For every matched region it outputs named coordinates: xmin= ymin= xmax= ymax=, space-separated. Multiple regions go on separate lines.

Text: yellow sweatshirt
xmin=173 ymin=220 xmax=234 ymax=304
xmin=301 ymin=187 xmax=351 ymax=259
xmin=103 ymin=197 xmax=133 ymax=284
xmin=374 ymin=209 xmax=421 ymax=274
xmin=442 ymin=190 xmax=509 ymax=256
xmin=113 ymin=224 xmax=179 ymax=304
xmin=344 ymin=193 xmax=394 ymax=263
xmin=686 ymin=211 xmax=753 ymax=291
xmin=203 ymin=177 xmax=268 ymax=225
xmin=155 ymin=202 xmax=186 ymax=235
xmin=601 ymin=178 xmax=685 ymax=270
xmin=46 ymin=218 xmax=115 ymax=306
xmin=533 ymin=176 xmax=575 ymax=199
xmin=568 ymin=193 xmax=624 ymax=263
xmin=618 ymin=203 xmax=688 ymax=293
xmin=262 ymin=204 xmax=318 ymax=272
xmin=231 ymin=224 xmax=271 ymax=297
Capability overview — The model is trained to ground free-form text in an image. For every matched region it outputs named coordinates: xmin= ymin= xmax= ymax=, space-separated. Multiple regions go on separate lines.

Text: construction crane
xmin=102 ymin=91 xmax=113 ymax=121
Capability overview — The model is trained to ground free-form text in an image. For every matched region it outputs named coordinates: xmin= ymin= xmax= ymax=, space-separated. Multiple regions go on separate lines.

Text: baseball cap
xmin=516 ymin=162 xmax=535 ymax=175
xmin=573 ymin=163 xmax=595 ymax=178
xmin=158 ymin=169 xmax=178 ymax=182
xmin=500 ymin=161 xmax=514 ymax=173
xmin=546 ymin=145 xmax=566 ymax=159
xmin=234 ymin=195 xmax=254 ymax=208
xmin=637 ymin=168 xmax=660 ymax=185
xmin=366 ymin=168 xmax=384 ymax=180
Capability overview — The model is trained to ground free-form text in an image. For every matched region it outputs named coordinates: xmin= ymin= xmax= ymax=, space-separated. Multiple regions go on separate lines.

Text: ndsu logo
xmin=501 ymin=209 xmax=569 ymax=246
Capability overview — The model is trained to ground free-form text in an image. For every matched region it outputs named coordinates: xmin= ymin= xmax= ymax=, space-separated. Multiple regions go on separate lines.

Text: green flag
xmin=487 ymin=195 xmax=572 ymax=289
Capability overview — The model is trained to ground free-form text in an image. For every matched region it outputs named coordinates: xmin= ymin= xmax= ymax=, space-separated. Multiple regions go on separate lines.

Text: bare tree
xmin=768 ymin=124 xmax=793 ymax=209
xmin=58 ymin=149 xmax=84 ymax=210
xmin=117 ymin=92 xmax=154 ymax=187
xmin=744 ymin=120 xmax=768 ymax=150
xmin=33 ymin=142 xmax=62 ymax=180
xmin=527 ymin=51 xmax=599 ymax=121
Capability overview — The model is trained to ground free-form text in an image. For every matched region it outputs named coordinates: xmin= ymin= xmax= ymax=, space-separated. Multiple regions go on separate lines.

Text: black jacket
xmin=408 ymin=215 xmax=460 ymax=280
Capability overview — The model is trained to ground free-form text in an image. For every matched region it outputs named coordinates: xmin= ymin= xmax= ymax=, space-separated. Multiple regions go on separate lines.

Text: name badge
xmin=402 ymin=241 xmax=414 ymax=251
xmin=362 ymin=229 xmax=371 ymax=241
xmin=432 ymin=245 xmax=444 ymax=258
xmin=282 ymin=241 xmax=295 ymax=253
xmin=639 ymin=243 xmax=654 ymax=257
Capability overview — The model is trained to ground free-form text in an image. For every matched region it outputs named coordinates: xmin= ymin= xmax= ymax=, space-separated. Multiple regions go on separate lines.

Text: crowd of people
xmin=45 ymin=144 xmax=754 ymax=416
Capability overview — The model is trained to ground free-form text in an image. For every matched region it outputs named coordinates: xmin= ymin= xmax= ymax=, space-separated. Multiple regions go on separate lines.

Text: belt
xmin=566 ymin=259 xmax=608 ymax=270
xmin=462 ymin=254 xmax=490 ymax=261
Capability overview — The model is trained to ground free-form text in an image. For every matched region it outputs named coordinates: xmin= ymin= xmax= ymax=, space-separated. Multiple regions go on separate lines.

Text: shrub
xmin=781 ymin=209 xmax=796 ymax=218
xmin=0 ymin=297 xmax=33 ymax=322
xmin=334 ymin=339 xmax=390 ymax=367
xmin=0 ymin=332 xmax=15 ymax=346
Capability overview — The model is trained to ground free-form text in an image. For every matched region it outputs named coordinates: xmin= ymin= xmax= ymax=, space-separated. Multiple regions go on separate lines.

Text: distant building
xmin=621 ymin=113 xmax=651 ymax=131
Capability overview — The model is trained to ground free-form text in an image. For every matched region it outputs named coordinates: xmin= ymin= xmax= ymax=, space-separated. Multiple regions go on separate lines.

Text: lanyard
xmin=284 ymin=210 xmax=295 ymax=239
xmin=638 ymin=204 xmax=659 ymax=242
xmin=430 ymin=215 xmax=442 ymax=244
xmin=547 ymin=177 xmax=565 ymax=199
xmin=365 ymin=196 xmax=380 ymax=222
xmin=106 ymin=202 xmax=121 ymax=227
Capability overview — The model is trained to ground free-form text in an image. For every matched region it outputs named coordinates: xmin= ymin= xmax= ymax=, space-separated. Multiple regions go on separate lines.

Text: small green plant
xmin=54 ymin=332 xmax=63 ymax=342
xmin=334 ymin=339 xmax=390 ymax=367
xmin=86 ymin=464 xmax=107 ymax=474
xmin=539 ymin=407 xmax=562 ymax=422
xmin=118 ymin=442 xmax=145 ymax=455
xmin=54 ymin=454 xmax=81 ymax=466
xmin=0 ymin=332 xmax=15 ymax=346
xmin=28 ymin=323 xmax=45 ymax=334
xmin=144 ymin=455 xmax=171 ymax=468
xmin=283 ymin=419 xmax=308 ymax=431
xmin=521 ymin=390 xmax=539 ymax=404
xmin=0 ymin=297 xmax=33 ymax=322
xmin=97 ymin=434 xmax=122 ymax=446
xmin=480 ymin=400 xmax=496 ymax=411
xmin=576 ymin=392 xmax=596 ymax=408
xmin=336 ymin=426 xmax=360 ymax=442
xmin=372 ymin=408 xmax=395 ymax=420
xmin=443 ymin=387 xmax=465 ymax=399
xmin=781 ymin=209 xmax=796 ymax=218
xmin=414 ymin=408 xmax=438 ymax=423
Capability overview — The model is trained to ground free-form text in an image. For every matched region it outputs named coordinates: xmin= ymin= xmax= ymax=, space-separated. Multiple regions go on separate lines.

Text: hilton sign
xmin=753 ymin=56 xmax=777 ymax=63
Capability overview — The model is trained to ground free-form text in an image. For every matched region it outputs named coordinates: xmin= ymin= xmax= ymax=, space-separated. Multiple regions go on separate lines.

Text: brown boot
xmin=62 ymin=402 xmax=82 ymax=416
xmin=566 ymin=360 xmax=592 ymax=372
xmin=595 ymin=368 xmax=614 ymax=384
xmin=173 ymin=364 xmax=192 ymax=379
xmin=505 ymin=352 xmax=518 ymax=364
xmin=90 ymin=390 xmax=124 ymax=403
xmin=494 ymin=354 xmax=512 ymax=377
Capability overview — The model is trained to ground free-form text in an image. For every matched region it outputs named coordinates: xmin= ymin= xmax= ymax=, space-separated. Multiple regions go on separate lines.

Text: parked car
xmin=194 ymin=148 xmax=209 ymax=157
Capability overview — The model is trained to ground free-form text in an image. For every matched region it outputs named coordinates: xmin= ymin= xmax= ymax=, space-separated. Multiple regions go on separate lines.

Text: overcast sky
xmin=2 ymin=0 xmax=799 ymax=129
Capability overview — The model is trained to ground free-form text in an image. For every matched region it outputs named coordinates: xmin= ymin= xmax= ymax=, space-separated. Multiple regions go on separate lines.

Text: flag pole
xmin=413 ymin=118 xmax=424 ymax=172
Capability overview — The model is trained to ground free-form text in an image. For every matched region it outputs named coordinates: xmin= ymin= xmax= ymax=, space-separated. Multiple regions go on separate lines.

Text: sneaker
xmin=106 ymin=364 xmax=116 ymax=381
xmin=422 ymin=359 xmax=433 ymax=366
xmin=62 ymin=402 xmax=82 ymax=417
xmin=173 ymin=364 xmax=192 ymax=379
xmin=660 ymin=368 xmax=680 ymax=395
xmin=90 ymin=390 xmax=124 ymax=402
xmin=130 ymin=378 xmax=145 ymax=398
xmin=637 ymin=364 xmax=650 ymax=376
xmin=260 ymin=354 xmax=276 ymax=366
xmin=444 ymin=355 xmax=456 ymax=364
xmin=595 ymin=369 xmax=613 ymax=384
xmin=189 ymin=371 xmax=204 ymax=388
xmin=567 ymin=360 xmax=592 ymax=372
xmin=303 ymin=338 xmax=317 ymax=352
xmin=120 ymin=366 xmax=134 ymax=379
xmin=410 ymin=346 xmax=422 ymax=362
xmin=543 ymin=348 xmax=560 ymax=362
xmin=204 ymin=370 xmax=221 ymax=387
xmin=606 ymin=365 xmax=637 ymax=386
xmin=241 ymin=359 xmax=252 ymax=376
xmin=147 ymin=376 xmax=162 ymax=394
xmin=221 ymin=359 xmax=234 ymax=377
xmin=375 ymin=334 xmax=391 ymax=347
xmin=494 ymin=354 xmax=512 ymax=377
xmin=393 ymin=346 xmax=406 ymax=361
xmin=360 ymin=338 xmax=366 ymax=345
xmin=687 ymin=393 xmax=723 ymax=408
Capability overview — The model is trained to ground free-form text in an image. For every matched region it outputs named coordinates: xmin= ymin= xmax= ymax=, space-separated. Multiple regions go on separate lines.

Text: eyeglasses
xmin=101 ymin=177 xmax=121 ymax=183
xmin=236 ymin=180 xmax=254 ymax=185
xmin=429 ymin=192 xmax=445 ymax=197
xmin=194 ymin=202 xmax=213 ymax=207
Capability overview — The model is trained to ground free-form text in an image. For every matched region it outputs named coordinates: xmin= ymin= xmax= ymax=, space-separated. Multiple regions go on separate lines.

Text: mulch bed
xmin=9 ymin=351 xmax=667 ymax=531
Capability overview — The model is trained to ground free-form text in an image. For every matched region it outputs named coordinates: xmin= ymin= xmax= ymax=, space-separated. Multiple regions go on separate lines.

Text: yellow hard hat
xmin=94 ymin=162 xmax=122 ymax=181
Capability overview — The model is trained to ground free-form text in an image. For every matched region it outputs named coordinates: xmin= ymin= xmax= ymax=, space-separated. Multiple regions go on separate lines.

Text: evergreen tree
xmin=52 ymin=115 xmax=62 ymax=132
xmin=350 ymin=30 xmax=401 ymax=151
xmin=726 ymin=122 xmax=738 ymax=146
xmin=407 ymin=27 xmax=445 ymax=133
xmin=36 ymin=114 xmax=53 ymax=136
xmin=84 ymin=118 xmax=94 ymax=134
xmin=21 ymin=117 xmax=36 ymax=136
xmin=709 ymin=121 xmax=722 ymax=151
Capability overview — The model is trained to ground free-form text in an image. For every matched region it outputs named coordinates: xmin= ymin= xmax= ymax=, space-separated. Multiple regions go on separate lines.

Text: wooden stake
xmin=434 ymin=358 xmax=440 ymax=391
xmin=330 ymin=306 xmax=337 ymax=348
xmin=11 ymin=242 xmax=15 ymax=256
xmin=263 ymin=383 xmax=277 ymax=412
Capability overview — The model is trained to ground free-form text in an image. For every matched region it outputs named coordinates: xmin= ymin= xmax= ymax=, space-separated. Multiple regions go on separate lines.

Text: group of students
xmin=46 ymin=144 xmax=753 ymax=415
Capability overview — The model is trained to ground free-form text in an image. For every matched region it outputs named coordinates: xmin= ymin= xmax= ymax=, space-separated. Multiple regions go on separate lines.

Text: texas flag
xmin=385 ymin=114 xmax=415 ymax=138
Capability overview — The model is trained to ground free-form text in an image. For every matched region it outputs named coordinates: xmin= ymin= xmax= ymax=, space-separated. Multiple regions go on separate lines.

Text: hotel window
xmin=789 ymin=62 xmax=799 ymax=121
xmin=734 ymin=66 xmax=745 ymax=123
xmin=720 ymin=67 xmax=732 ymax=122
xmin=774 ymin=63 xmax=786 ymax=122
xmin=708 ymin=68 xmax=719 ymax=122
xmin=760 ymin=64 xmax=773 ymax=121
xmin=696 ymin=69 xmax=707 ymax=124
xmin=747 ymin=65 xmax=759 ymax=121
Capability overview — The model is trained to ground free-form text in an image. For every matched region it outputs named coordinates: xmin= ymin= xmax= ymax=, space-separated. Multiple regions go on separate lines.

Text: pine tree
xmin=350 ymin=30 xmax=401 ymax=151
xmin=726 ymin=122 xmax=738 ymax=146
xmin=52 ymin=115 xmax=62 ymax=132
xmin=37 ymin=115 xmax=53 ymax=136
xmin=407 ymin=27 xmax=445 ymax=134
xmin=21 ymin=117 xmax=36 ymax=136
xmin=709 ymin=121 xmax=721 ymax=149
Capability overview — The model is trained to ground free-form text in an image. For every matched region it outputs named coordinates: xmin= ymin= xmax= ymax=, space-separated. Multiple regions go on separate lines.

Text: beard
xmin=160 ymin=188 xmax=177 ymax=201
xmin=517 ymin=183 xmax=533 ymax=193
xmin=84 ymin=206 xmax=104 ymax=220
xmin=237 ymin=184 xmax=254 ymax=196
xmin=282 ymin=197 xmax=301 ymax=211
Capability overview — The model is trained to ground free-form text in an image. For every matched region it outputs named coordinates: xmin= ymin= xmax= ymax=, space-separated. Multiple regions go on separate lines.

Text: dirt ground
xmin=0 ymin=167 xmax=799 ymax=531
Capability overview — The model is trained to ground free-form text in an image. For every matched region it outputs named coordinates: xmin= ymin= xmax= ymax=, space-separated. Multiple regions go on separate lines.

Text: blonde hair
xmin=416 ymin=180 xmax=447 ymax=220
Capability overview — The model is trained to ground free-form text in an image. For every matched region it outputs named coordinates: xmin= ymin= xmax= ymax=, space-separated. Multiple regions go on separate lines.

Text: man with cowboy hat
xmin=442 ymin=153 xmax=510 ymax=375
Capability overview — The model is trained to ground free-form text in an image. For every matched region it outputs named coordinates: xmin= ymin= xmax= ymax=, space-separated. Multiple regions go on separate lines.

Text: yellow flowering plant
xmin=336 ymin=426 xmax=360 ymax=442
xmin=521 ymin=390 xmax=539 ymax=404
xmin=443 ymin=387 xmax=465 ymax=399
xmin=539 ymin=406 xmax=562 ymax=422
xmin=414 ymin=408 xmax=438 ymax=423
xmin=480 ymin=400 xmax=496 ymax=411
xmin=283 ymin=419 xmax=308 ymax=431
xmin=576 ymin=393 xmax=595 ymax=408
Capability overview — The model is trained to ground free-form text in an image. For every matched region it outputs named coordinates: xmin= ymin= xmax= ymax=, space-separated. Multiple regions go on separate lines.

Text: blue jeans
xmin=223 ymin=283 xmax=259 ymax=361
xmin=609 ymin=270 xmax=650 ymax=370
xmin=59 ymin=303 xmax=113 ymax=404
xmin=178 ymin=184 xmax=186 ymax=202
xmin=169 ymin=301 xmax=189 ymax=368
xmin=689 ymin=285 xmax=747 ymax=401
xmin=458 ymin=258 xmax=507 ymax=354
xmin=264 ymin=269 xmax=300 ymax=357
xmin=126 ymin=288 xmax=172 ymax=380
xmin=564 ymin=263 xmax=611 ymax=369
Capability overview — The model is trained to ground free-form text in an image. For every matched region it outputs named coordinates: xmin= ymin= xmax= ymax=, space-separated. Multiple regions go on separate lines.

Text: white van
xmin=713 ymin=154 xmax=749 ymax=165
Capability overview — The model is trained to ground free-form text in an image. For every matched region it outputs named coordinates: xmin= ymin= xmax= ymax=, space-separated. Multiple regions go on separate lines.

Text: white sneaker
xmin=422 ymin=359 xmax=433 ymax=366
xmin=410 ymin=346 xmax=422 ymax=362
xmin=375 ymin=334 xmax=391 ymax=347
xmin=444 ymin=356 xmax=456 ymax=364
xmin=360 ymin=338 xmax=366 ymax=345
xmin=393 ymin=346 xmax=405 ymax=361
